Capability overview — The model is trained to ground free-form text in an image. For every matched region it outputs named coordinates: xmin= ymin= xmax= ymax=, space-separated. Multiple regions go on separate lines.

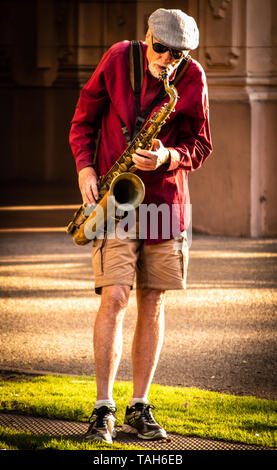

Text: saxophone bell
xmin=70 ymin=172 xmax=145 ymax=246
xmin=110 ymin=172 xmax=145 ymax=210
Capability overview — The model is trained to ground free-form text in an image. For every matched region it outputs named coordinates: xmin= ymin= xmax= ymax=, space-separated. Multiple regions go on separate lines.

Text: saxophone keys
xmin=125 ymin=156 xmax=132 ymax=164
xmin=119 ymin=163 xmax=128 ymax=172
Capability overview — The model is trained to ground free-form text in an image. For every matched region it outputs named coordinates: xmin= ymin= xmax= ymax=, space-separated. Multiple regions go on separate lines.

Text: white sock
xmin=129 ymin=397 xmax=148 ymax=407
xmin=95 ymin=399 xmax=116 ymax=410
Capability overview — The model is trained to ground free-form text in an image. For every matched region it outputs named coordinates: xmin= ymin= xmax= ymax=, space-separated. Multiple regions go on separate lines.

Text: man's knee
xmin=139 ymin=288 xmax=165 ymax=305
xmin=100 ymin=285 xmax=130 ymax=312
xmin=136 ymin=288 xmax=166 ymax=325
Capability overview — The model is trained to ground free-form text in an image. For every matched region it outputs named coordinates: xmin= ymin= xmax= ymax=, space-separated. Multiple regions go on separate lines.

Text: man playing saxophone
xmin=69 ymin=8 xmax=212 ymax=443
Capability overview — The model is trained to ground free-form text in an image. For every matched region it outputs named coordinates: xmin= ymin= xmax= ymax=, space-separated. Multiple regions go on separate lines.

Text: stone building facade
xmin=0 ymin=0 xmax=276 ymax=237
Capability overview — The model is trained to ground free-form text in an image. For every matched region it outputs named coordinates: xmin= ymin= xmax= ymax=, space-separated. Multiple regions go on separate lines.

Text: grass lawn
xmin=0 ymin=374 xmax=276 ymax=450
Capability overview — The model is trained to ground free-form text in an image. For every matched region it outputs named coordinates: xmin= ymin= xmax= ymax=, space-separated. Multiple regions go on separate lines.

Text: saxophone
xmin=66 ymin=69 xmax=178 ymax=246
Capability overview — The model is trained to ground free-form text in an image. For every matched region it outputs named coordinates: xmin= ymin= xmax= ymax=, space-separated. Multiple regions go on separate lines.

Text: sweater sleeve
xmin=167 ymin=110 xmax=212 ymax=172
xmin=69 ymin=49 xmax=112 ymax=173
xmin=167 ymin=64 xmax=213 ymax=172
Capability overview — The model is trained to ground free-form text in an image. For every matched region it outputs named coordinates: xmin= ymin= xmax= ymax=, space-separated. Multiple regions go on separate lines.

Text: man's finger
xmin=91 ymin=183 xmax=99 ymax=201
xmin=132 ymin=154 xmax=156 ymax=170
xmin=135 ymin=148 xmax=155 ymax=159
xmin=82 ymin=183 xmax=96 ymax=204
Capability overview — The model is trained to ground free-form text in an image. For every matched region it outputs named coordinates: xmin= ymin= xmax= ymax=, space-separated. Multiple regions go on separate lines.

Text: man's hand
xmin=78 ymin=166 xmax=99 ymax=205
xmin=132 ymin=139 xmax=170 ymax=171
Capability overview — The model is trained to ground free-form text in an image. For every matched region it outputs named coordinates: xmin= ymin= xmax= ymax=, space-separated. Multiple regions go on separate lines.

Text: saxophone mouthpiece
xmin=159 ymin=67 xmax=168 ymax=80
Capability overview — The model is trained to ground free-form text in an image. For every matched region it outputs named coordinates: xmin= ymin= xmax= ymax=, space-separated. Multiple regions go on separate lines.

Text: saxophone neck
xmin=160 ymin=69 xmax=178 ymax=109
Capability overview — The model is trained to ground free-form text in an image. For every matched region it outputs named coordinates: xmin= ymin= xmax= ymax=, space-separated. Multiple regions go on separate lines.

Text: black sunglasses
xmin=151 ymin=36 xmax=184 ymax=60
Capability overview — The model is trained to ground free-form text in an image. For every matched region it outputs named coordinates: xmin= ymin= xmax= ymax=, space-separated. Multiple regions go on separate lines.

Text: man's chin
xmin=149 ymin=63 xmax=178 ymax=79
xmin=148 ymin=63 xmax=163 ymax=79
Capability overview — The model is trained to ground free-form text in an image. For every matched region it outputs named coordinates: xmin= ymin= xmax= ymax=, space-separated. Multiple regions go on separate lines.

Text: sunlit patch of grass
xmin=0 ymin=374 xmax=276 ymax=450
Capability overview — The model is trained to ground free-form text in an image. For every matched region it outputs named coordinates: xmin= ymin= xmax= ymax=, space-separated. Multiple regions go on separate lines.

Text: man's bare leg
xmin=131 ymin=288 xmax=165 ymax=400
xmin=93 ymin=285 xmax=130 ymax=401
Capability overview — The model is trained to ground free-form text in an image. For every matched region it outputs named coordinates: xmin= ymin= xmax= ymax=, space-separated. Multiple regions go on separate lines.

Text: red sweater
xmin=69 ymin=41 xmax=212 ymax=243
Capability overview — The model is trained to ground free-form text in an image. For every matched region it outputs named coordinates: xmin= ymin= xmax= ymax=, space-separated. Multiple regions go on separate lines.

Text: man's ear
xmin=145 ymin=28 xmax=151 ymax=43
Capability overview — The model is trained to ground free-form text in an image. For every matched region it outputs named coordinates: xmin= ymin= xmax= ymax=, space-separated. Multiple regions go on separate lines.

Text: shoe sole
xmin=84 ymin=430 xmax=117 ymax=444
xmin=85 ymin=436 xmax=113 ymax=444
xmin=121 ymin=424 xmax=167 ymax=440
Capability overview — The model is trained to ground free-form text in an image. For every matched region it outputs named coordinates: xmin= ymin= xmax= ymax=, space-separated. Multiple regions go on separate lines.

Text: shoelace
xmin=89 ymin=406 xmax=115 ymax=427
xmin=140 ymin=404 xmax=156 ymax=423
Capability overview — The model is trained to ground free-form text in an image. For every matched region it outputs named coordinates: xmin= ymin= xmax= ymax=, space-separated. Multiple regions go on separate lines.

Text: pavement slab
xmin=0 ymin=230 xmax=276 ymax=400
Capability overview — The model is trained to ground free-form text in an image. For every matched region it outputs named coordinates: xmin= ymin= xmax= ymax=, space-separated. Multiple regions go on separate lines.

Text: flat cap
xmin=148 ymin=8 xmax=199 ymax=51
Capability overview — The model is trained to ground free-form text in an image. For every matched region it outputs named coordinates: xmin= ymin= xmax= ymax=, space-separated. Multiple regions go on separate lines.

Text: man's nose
xmin=160 ymin=51 xmax=173 ymax=65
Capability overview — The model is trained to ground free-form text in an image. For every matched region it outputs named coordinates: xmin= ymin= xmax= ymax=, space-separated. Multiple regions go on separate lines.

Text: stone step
xmin=0 ymin=205 xmax=79 ymax=229
xmin=0 ymin=182 xmax=81 ymax=229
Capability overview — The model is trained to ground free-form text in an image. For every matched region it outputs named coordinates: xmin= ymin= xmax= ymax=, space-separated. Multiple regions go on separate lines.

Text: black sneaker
xmin=122 ymin=403 xmax=167 ymax=440
xmin=84 ymin=406 xmax=117 ymax=443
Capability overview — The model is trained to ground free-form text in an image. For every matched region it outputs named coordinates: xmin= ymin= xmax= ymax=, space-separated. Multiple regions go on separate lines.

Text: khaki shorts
xmin=92 ymin=233 xmax=189 ymax=294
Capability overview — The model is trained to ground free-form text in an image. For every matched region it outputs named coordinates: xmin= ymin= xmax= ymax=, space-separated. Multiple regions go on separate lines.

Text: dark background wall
xmin=0 ymin=0 xmax=276 ymax=236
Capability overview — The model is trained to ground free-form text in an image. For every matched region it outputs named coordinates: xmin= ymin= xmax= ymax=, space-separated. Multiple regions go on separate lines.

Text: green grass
xmin=0 ymin=374 xmax=276 ymax=450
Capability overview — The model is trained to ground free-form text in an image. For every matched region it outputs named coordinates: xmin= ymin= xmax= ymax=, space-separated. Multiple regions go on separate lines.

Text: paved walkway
xmin=0 ymin=220 xmax=276 ymax=400
xmin=0 ymin=411 xmax=271 ymax=451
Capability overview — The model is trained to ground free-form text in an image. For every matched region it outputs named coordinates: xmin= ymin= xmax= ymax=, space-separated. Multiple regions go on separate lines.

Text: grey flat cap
xmin=148 ymin=8 xmax=199 ymax=50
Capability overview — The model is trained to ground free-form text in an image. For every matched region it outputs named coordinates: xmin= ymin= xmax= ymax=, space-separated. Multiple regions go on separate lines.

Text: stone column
xmin=0 ymin=0 xmax=80 ymax=184
xmin=247 ymin=0 xmax=277 ymax=237
xmin=188 ymin=0 xmax=277 ymax=237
